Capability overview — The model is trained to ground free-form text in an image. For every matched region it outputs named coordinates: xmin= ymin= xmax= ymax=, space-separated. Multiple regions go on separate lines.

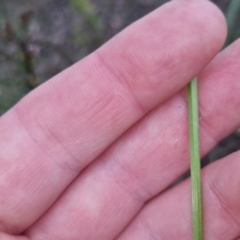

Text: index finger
xmin=0 ymin=0 xmax=226 ymax=234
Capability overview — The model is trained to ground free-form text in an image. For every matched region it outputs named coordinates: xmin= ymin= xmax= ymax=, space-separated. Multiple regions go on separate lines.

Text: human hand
xmin=1 ymin=0 xmax=240 ymax=239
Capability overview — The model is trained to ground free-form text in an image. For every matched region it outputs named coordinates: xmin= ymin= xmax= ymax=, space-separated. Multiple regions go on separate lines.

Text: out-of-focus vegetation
xmin=225 ymin=0 xmax=240 ymax=45
xmin=0 ymin=0 xmax=240 ymax=164
xmin=0 ymin=0 xmax=239 ymax=115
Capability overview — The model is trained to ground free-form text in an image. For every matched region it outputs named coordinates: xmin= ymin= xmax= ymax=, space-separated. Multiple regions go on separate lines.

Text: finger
xmin=116 ymin=150 xmax=240 ymax=240
xmin=0 ymin=233 xmax=28 ymax=240
xmin=0 ymin=0 xmax=226 ymax=234
xmin=25 ymin=39 xmax=240 ymax=240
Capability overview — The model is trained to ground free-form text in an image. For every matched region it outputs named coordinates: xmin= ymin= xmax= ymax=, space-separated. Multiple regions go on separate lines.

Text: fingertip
xmin=97 ymin=0 xmax=227 ymax=111
xmin=172 ymin=0 xmax=227 ymax=56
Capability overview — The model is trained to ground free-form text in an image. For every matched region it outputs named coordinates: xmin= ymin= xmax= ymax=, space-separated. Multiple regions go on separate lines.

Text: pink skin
xmin=116 ymin=152 xmax=240 ymax=240
xmin=25 ymin=39 xmax=240 ymax=240
xmin=1 ymin=0 xmax=239 ymax=239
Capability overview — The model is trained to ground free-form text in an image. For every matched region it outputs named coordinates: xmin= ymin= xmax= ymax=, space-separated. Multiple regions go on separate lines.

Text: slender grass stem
xmin=188 ymin=78 xmax=203 ymax=240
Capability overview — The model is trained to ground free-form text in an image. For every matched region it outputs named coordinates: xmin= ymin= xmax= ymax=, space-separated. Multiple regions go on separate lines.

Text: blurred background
xmin=0 ymin=0 xmax=240 ymax=165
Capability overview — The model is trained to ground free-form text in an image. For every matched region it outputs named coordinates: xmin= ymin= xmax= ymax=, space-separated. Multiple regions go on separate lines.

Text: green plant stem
xmin=188 ymin=78 xmax=203 ymax=240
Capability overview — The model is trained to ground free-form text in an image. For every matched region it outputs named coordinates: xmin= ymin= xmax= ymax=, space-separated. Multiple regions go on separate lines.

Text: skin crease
xmin=116 ymin=152 xmax=240 ymax=240
xmin=0 ymin=0 xmax=226 ymax=234
xmin=1 ymin=0 xmax=240 ymax=239
xmin=25 ymin=39 xmax=240 ymax=240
